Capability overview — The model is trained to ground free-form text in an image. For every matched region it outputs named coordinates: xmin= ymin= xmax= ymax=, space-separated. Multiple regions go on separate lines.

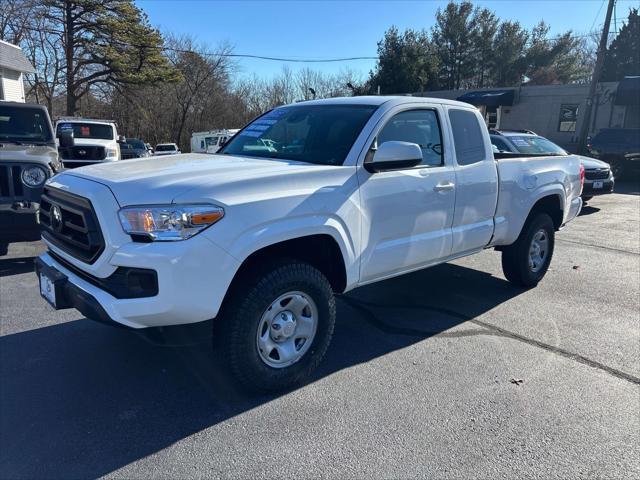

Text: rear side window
xmin=449 ymin=109 xmax=486 ymax=165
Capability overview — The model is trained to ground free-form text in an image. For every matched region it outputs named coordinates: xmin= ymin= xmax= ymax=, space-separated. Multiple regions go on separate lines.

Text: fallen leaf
xmin=510 ymin=378 xmax=524 ymax=386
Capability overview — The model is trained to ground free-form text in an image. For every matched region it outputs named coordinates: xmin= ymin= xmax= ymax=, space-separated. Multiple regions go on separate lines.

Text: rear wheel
xmin=501 ymin=213 xmax=555 ymax=288
xmin=219 ymin=260 xmax=336 ymax=393
xmin=0 ymin=242 xmax=8 ymax=256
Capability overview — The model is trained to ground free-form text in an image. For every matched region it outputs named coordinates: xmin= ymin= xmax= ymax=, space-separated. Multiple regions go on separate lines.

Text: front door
xmin=357 ymin=106 xmax=456 ymax=283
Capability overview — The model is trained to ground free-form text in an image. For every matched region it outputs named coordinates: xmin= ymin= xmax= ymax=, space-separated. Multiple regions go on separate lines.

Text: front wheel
xmin=501 ymin=213 xmax=555 ymax=288
xmin=219 ymin=261 xmax=336 ymax=393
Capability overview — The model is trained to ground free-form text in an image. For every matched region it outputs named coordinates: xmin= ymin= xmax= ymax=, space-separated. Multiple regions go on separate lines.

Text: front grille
xmin=39 ymin=187 xmax=104 ymax=264
xmin=120 ymin=151 xmax=140 ymax=160
xmin=60 ymin=146 xmax=106 ymax=161
xmin=0 ymin=165 xmax=25 ymax=199
xmin=61 ymin=160 xmax=102 ymax=169
xmin=585 ymin=168 xmax=610 ymax=180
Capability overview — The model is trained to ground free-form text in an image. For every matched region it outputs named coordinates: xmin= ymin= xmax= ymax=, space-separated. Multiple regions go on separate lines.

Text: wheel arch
xmin=529 ymin=193 xmax=564 ymax=230
xmin=224 ymin=233 xmax=349 ymax=304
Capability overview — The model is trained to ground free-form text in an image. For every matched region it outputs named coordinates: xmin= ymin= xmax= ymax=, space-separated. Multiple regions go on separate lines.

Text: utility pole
xmin=577 ymin=0 xmax=616 ymax=154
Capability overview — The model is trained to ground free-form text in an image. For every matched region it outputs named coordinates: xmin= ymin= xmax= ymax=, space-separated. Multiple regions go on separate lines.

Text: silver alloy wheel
xmin=256 ymin=291 xmax=318 ymax=368
xmin=528 ymin=229 xmax=549 ymax=273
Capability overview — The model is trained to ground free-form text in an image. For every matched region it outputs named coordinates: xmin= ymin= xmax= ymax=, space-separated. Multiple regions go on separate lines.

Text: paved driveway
xmin=1 ymin=183 xmax=639 ymax=479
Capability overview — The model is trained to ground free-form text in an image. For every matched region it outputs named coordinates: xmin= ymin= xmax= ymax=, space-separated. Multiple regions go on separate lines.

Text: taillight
xmin=579 ymin=164 xmax=585 ymax=194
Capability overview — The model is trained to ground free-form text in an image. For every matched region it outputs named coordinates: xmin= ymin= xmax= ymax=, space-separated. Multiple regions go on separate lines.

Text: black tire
xmin=582 ymin=196 xmax=593 ymax=203
xmin=610 ymin=162 xmax=626 ymax=181
xmin=0 ymin=242 xmax=8 ymax=256
xmin=501 ymin=213 xmax=555 ymax=288
xmin=218 ymin=260 xmax=336 ymax=393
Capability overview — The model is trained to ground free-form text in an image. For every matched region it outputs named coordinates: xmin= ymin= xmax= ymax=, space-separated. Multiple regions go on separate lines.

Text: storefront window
xmin=558 ymin=104 xmax=578 ymax=132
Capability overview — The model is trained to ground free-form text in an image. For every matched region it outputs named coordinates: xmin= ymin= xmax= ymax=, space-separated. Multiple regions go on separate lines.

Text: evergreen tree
xmin=602 ymin=8 xmax=640 ymax=81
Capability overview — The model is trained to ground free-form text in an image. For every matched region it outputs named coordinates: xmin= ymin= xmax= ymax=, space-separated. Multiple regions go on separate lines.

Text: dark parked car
xmin=587 ymin=128 xmax=640 ymax=180
xmin=490 ymin=130 xmax=614 ymax=201
xmin=120 ymin=138 xmax=150 ymax=159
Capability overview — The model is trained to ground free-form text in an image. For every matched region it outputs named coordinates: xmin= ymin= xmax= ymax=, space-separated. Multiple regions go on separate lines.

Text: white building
xmin=0 ymin=40 xmax=34 ymax=103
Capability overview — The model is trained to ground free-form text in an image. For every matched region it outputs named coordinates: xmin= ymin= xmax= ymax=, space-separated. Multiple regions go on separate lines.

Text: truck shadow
xmin=0 ymin=262 xmax=524 ymax=479
xmin=0 ymin=256 xmax=35 ymax=277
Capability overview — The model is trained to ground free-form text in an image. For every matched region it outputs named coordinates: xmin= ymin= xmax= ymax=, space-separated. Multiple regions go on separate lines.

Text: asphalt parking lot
xmin=1 ymin=183 xmax=639 ymax=479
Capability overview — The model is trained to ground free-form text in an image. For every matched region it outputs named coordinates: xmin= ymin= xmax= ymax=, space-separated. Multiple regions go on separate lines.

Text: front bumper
xmin=36 ymin=234 xmax=241 ymax=329
xmin=582 ymin=178 xmax=615 ymax=196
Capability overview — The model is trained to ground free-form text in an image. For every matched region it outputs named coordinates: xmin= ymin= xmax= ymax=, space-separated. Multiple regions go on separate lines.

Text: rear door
xmin=446 ymin=107 xmax=499 ymax=256
xmin=357 ymin=105 xmax=456 ymax=283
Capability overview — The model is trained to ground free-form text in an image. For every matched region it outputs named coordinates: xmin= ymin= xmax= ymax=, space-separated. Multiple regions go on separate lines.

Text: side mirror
xmin=117 ymin=135 xmax=126 ymax=143
xmin=364 ymin=141 xmax=423 ymax=173
xmin=58 ymin=130 xmax=74 ymax=148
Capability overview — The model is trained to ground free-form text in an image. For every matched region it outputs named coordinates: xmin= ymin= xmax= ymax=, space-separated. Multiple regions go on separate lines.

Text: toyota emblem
xmin=51 ymin=204 xmax=63 ymax=232
xmin=78 ymin=149 xmax=87 ymax=156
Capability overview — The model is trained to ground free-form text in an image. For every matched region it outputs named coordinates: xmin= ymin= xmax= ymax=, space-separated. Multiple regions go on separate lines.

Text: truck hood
xmin=0 ymin=144 xmax=58 ymax=166
xmin=58 ymin=153 xmax=343 ymax=206
xmin=576 ymin=155 xmax=610 ymax=170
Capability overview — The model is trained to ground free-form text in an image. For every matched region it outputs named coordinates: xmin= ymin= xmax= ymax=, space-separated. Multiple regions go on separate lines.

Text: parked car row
xmin=490 ymin=129 xmax=616 ymax=202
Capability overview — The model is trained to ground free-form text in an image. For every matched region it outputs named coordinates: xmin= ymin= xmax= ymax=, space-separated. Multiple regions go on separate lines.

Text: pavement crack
xmin=340 ymin=296 xmax=640 ymax=386
xmin=557 ymin=238 xmax=639 ymax=256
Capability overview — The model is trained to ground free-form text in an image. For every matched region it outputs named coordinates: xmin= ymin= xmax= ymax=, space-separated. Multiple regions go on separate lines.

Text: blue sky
xmin=137 ymin=0 xmax=640 ymax=80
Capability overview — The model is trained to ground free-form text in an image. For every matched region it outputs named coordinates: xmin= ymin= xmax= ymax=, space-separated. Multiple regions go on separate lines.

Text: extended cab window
xmin=221 ymin=104 xmax=377 ymax=166
xmin=377 ymin=109 xmax=443 ymax=167
xmin=449 ymin=109 xmax=486 ymax=165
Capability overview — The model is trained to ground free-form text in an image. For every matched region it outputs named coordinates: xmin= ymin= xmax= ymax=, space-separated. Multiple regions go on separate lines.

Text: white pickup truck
xmin=35 ymin=97 xmax=583 ymax=391
xmin=54 ymin=118 xmax=124 ymax=168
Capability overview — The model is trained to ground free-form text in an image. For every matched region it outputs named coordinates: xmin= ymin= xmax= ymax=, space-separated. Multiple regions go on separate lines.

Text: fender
xmin=224 ymin=213 xmax=360 ymax=290
xmin=491 ymin=181 xmax=566 ymax=247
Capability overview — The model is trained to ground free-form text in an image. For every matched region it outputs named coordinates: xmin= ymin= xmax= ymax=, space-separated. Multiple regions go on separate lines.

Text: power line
xmin=9 ymin=21 xmax=626 ymax=65
xmin=589 ymin=0 xmax=607 ymax=33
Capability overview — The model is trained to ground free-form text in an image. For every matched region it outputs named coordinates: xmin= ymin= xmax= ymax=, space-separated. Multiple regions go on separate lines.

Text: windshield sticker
xmin=252 ymin=119 xmax=278 ymax=126
xmin=246 ymin=124 xmax=270 ymax=132
xmin=511 ymin=138 xmax=530 ymax=147
xmin=239 ymin=130 xmax=262 ymax=138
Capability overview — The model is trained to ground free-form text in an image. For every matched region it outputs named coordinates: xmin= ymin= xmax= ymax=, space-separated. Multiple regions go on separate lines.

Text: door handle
xmin=433 ymin=182 xmax=455 ymax=192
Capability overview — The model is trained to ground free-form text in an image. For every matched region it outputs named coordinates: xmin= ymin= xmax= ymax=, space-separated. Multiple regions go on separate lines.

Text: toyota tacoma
xmin=35 ymin=97 xmax=584 ymax=391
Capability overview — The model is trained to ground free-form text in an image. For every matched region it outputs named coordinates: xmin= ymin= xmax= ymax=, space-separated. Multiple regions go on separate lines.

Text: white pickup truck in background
xmin=35 ymin=96 xmax=583 ymax=392
xmin=55 ymin=118 xmax=124 ymax=168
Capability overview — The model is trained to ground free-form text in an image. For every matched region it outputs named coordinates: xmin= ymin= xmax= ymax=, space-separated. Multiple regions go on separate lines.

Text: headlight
xmin=106 ymin=147 xmax=118 ymax=160
xmin=21 ymin=166 xmax=47 ymax=187
xmin=118 ymin=204 xmax=224 ymax=241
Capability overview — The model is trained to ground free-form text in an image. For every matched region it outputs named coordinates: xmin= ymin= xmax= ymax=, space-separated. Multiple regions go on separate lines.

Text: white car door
xmin=357 ymin=106 xmax=456 ymax=284
xmin=446 ymin=107 xmax=499 ymax=256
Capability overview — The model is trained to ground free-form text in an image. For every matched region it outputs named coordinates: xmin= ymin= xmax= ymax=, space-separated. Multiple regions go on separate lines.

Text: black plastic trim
xmin=48 ymin=251 xmax=158 ymax=299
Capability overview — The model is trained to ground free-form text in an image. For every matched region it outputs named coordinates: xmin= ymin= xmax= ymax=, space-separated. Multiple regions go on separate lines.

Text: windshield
xmin=221 ymin=104 xmax=378 ymax=165
xmin=56 ymin=122 xmax=113 ymax=140
xmin=156 ymin=144 xmax=177 ymax=151
xmin=0 ymin=105 xmax=53 ymax=144
xmin=125 ymin=139 xmax=145 ymax=149
xmin=507 ymin=136 xmax=567 ymax=155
